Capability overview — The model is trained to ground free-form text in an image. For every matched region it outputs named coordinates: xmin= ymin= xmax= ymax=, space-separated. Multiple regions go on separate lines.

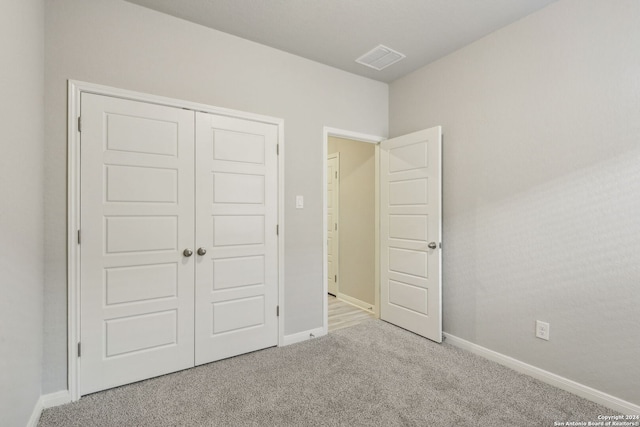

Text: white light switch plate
xmin=296 ymin=195 xmax=304 ymax=209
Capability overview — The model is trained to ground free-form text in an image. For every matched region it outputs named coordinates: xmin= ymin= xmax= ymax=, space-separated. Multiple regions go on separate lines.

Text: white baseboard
xmin=26 ymin=390 xmax=72 ymax=427
xmin=42 ymin=390 xmax=72 ymax=408
xmin=27 ymin=396 xmax=43 ymax=427
xmin=336 ymin=293 xmax=374 ymax=313
xmin=282 ymin=327 xmax=326 ymax=346
xmin=443 ymin=333 xmax=640 ymax=415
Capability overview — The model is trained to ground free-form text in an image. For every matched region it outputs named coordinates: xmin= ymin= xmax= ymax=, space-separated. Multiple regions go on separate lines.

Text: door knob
xmin=197 ymin=247 xmax=207 ymax=256
xmin=428 ymin=242 xmax=438 ymax=249
xmin=183 ymin=248 xmax=193 ymax=257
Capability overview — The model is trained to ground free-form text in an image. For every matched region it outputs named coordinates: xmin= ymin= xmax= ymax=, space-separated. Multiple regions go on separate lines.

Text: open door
xmin=380 ymin=126 xmax=442 ymax=342
xmin=327 ymin=153 xmax=339 ymax=296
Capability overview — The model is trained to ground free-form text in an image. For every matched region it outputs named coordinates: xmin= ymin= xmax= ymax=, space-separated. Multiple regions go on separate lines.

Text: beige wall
xmin=44 ymin=0 xmax=388 ymax=392
xmin=328 ymin=137 xmax=375 ymax=306
xmin=390 ymin=0 xmax=640 ymax=405
xmin=0 ymin=0 xmax=45 ymax=424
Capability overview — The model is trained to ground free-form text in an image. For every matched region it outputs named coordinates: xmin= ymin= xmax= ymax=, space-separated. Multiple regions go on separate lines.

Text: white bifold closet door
xmin=79 ymin=93 xmax=278 ymax=395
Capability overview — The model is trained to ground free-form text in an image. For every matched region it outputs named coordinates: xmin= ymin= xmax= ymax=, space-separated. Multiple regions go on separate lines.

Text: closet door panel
xmin=80 ymin=94 xmax=195 ymax=395
xmin=194 ymin=113 xmax=279 ymax=365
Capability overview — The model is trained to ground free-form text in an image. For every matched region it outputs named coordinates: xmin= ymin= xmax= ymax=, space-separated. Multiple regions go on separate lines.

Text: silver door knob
xmin=428 ymin=242 xmax=438 ymax=249
xmin=197 ymin=247 xmax=207 ymax=256
xmin=183 ymin=248 xmax=193 ymax=257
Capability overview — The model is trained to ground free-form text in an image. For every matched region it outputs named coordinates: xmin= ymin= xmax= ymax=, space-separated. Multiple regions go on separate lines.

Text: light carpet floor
xmin=39 ymin=320 xmax=613 ymax=426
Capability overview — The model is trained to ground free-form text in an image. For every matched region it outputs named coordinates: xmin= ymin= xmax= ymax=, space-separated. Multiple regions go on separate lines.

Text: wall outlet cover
xmin=536 ymin=320 xmax=550 ymax=341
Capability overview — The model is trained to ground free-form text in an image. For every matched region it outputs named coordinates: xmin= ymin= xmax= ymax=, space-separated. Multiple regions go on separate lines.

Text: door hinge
xmin=77 ymin=116 xmax=81 ymax=132
xmin=77 ymin=342 xmax=81 ymax=357
xmin=335 ymin=171 xmax=338 ymax=179
xmin=276 ymin=305 xmax=280 ymax=317
xmin=334 ymin=223 xmax=337 ymax=231
xmin=334 ymin=274 xmax=337 ymax=282
xmin=276 ymin=224 xmax=279 ymax=236
xmin=77 ymin=230 xmax=81 ymax=244
xmin=276 ymin=144 xmax=279 ymax=155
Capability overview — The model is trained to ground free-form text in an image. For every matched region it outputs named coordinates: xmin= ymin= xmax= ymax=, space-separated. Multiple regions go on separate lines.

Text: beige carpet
xmin=39 ymin=320 xmax=614 ymax=426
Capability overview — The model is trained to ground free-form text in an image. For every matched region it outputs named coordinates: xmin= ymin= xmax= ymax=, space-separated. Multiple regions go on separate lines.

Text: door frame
xmin=322 ymin=127 xmax=385 ymax=335
xmin=67 ymin=80 xmax=286 ymax=401
xmin=327 ymin=152 xmax=340 ymax=296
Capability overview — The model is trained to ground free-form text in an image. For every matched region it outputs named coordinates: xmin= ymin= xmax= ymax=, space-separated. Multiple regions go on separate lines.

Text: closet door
xmin=80 ymin=94 xmax=195 ymax=395
xmin=194 ymin=113 xmax=279 ymax=365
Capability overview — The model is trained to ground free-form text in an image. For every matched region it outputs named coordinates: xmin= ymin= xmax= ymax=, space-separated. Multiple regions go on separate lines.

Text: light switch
xmin=296 ymin=195 xmax=304 ymax=209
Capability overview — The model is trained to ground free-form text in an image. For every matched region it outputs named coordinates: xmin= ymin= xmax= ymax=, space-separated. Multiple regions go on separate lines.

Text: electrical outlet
xmin=535 ymin=320 xmax=550 ymax=341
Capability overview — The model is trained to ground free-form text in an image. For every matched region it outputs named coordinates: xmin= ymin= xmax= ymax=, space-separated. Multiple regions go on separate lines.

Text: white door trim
xmin=322 ymin=127 xmax=385 ymax=336
xmin=67 ymin=80 xmax=285 ymax=401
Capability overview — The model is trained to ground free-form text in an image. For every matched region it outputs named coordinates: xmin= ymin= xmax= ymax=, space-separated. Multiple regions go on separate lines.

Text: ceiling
xmin=126 ymin=0 xmax=557 ymax=83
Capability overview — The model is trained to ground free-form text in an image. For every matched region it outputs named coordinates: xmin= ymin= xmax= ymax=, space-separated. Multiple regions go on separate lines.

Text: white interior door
xmin=194 ymin=113 xmax=279 ymax=365
xmin=327 ymin=153 xmax=340 ymax=296
xmin=380 ymin=126 xmax=442 ymax=342
xmin=79 ymin=92 xmax=281 ymax=395
xmin=80 ymin=93 xmax=195 ymax=395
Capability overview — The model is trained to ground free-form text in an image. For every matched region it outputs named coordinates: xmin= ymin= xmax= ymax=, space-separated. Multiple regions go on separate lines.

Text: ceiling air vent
xmin=355 ymin=45 xmax=406 ymax=71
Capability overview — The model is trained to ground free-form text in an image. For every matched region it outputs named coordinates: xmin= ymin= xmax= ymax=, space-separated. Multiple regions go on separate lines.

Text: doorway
xmin=322 ymin=126 xmax=443 ymax=342
xmin=322 ymin=128 xmax=384 ymax=333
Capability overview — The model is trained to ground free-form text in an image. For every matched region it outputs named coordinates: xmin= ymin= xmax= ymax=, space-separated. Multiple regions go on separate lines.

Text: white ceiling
xmin=125 ymin=0 xmax=557 ymax=83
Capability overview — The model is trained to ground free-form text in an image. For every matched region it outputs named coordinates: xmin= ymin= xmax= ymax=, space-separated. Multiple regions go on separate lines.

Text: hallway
xmin=327 ymin=295 xmax=375 ymax=332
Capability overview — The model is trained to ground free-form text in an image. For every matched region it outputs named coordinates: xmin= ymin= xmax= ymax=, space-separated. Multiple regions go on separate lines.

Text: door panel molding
xmin=68 ymin=80 xmax=285 ymax=401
